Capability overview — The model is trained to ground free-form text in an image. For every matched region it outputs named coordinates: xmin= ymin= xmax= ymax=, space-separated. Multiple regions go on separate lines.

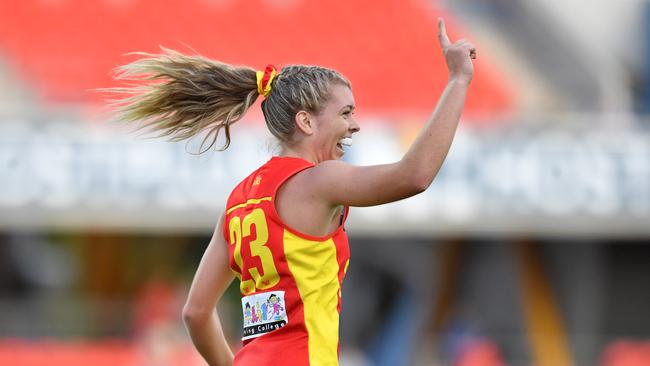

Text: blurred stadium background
xmin=1 ymin=0 xmax=649 ymax=365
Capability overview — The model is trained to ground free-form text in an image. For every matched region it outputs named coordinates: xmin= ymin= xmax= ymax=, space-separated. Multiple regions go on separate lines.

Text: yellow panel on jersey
xmin=226 ymin=196 xmax=272 ymax=214
xmin=283 ymin=229 xmax=341 ymax=366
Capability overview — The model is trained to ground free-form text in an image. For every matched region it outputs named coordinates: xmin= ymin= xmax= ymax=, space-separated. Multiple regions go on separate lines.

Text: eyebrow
xmin=339 ymin=104 xmax=355 ymax=112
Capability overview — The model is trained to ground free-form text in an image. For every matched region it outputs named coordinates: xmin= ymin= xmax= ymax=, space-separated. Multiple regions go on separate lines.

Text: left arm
xmin=182 ymin=213 xmax=235 ymax=366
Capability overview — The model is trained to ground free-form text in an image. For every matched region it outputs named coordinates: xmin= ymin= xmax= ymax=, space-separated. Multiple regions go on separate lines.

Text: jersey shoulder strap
xmin=226 ymin=157 xmax=314 ymax=214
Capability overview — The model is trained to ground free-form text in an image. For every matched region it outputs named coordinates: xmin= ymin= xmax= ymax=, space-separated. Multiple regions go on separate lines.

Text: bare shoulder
xmin=299 ymin=159 xmax=354 ymax=187
xmin=275 ymin=162 xmax=340 ymax=236
xmin=277 ymin=160 xmax=345 ymax=203
xmin=284 ymin=159 xmax=422 ymax=208
xmin=284 ymin=160 xmax=362 ymax=204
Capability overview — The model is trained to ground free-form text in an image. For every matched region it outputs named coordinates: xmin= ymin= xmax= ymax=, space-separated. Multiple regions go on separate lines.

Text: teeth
xmin=339 ymin=137 xmax=353 ymax=147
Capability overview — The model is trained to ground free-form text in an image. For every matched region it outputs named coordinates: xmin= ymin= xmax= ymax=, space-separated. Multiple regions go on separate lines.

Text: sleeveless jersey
xmin=223 ymin=156 xmax=351 ymax=366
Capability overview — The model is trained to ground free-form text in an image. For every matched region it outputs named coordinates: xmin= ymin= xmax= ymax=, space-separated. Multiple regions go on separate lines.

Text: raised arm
xmin=182 ymin=213 xmax=235 ymax=366
xmin=305 ymin=18 xmax=476 ymax=207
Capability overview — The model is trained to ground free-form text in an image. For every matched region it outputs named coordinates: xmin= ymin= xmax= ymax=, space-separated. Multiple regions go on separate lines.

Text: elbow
xmin=182 ymin=304 xmax=210 ymax=326
xmin=397 ymin=176 xmax=430 ymax=197
xmin=408 ymin=173 xmax=433 ymax=194
xmin=181 ymin=305 xmax=196 ymax=326
xmin=398 ymin=159 xmax=435 ymax=195
xmin=411 ymin=179 xmax=431 ymax=195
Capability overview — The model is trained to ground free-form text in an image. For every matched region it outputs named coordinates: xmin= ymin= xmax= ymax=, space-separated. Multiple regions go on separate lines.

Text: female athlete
xmin=111 ymin=18 xmax=475 ymax=366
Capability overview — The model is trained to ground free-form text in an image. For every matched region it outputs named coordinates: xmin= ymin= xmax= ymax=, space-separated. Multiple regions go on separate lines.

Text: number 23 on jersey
xmin=228 ymin=208 xmax=280 ymax=295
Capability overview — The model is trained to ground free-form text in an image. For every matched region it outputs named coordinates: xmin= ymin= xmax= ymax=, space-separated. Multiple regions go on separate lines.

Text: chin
xmin=335 ymin=148 xmax=345 ymax=159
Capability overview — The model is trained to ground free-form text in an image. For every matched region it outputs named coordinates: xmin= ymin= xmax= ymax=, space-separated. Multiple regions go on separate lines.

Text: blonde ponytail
xmin=106 ymin=47 xmax=351 ymax=153
xmin=108 ymin=48 xmax=259 ymax=152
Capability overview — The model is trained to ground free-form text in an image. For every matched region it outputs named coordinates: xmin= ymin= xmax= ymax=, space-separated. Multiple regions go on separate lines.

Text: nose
xmin=349 ymin=118 xmax=360 ymax=134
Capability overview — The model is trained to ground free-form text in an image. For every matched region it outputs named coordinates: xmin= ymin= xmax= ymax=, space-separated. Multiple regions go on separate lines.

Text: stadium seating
xmin=0 ymin=0 xmax=515 ymax=121
xmin=0 ymin=339 xmax=200 ymax=366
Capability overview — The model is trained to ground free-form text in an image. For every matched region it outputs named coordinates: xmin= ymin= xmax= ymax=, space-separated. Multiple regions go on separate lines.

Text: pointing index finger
xmin=438 ymin=17 xmax=451 ymax=49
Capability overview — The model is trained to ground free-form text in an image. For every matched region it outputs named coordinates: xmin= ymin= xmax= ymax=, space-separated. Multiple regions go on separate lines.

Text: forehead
xmin=326 ymin=83 xmax=355 ymax=108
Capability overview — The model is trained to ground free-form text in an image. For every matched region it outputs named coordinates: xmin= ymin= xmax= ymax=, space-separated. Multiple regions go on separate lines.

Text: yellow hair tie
xmin=256 ymin=64 xmax=278 ymax=98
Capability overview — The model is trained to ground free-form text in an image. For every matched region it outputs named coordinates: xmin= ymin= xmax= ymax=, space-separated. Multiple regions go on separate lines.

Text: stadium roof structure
xmin=0 ymin=0 xmax=515 ymax=122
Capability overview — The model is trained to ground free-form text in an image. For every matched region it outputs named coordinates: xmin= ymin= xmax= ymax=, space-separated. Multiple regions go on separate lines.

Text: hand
xmin=438 ymin=18 xmax=476 ymax=84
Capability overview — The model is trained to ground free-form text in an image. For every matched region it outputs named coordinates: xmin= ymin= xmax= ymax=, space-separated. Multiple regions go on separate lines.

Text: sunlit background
xmin=1 ymin=0 xmax=649 ymax=365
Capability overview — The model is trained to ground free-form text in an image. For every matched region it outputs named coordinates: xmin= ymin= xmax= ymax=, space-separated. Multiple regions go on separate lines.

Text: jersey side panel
xmin=284 ymin=230 xmax=341 ymax=366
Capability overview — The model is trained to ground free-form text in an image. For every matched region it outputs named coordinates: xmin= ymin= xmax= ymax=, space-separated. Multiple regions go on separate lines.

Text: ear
xmin=294 ymin=110 xmax=314 ymax=135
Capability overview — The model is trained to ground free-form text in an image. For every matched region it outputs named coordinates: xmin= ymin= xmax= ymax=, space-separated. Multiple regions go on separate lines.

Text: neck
xmin=279 ymin=144 xmax=319 ymax=165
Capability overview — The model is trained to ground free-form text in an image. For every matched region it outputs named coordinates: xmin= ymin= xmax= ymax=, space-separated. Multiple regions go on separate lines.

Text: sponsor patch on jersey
xmin=241 ymin=290 xmax=288 ymax=341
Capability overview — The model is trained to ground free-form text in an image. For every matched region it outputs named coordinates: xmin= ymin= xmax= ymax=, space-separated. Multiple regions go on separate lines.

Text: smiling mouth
xmin=338 ymin=137 xmax=353 ymax=147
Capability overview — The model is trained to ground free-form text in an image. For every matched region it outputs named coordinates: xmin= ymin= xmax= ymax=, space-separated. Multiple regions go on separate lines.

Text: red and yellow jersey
xmin=223 ymin=156 xmax=351 ymax=366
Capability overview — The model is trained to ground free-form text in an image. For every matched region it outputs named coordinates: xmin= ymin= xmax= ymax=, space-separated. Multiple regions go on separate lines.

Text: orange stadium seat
xmin=601 ymin=340 xmax=650 ymax=366
xmin=0 ymin=340 xmax=135 ymax=366
xmin=0 ymin=0 xmax=515 ymax=122
xmin=0 ymin=339 xmax=200 ymax=366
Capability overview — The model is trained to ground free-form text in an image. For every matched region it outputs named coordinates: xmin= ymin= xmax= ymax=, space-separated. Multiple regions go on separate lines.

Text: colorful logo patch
xmin=241 ymin=290 xmax=288 ymax=341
